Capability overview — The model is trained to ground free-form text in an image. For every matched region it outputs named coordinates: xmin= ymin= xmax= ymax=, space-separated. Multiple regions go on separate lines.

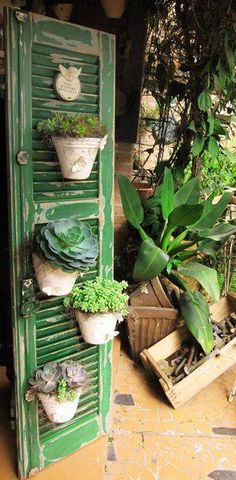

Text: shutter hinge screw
xmin=17 ymin=151 xmax=29 ymax=165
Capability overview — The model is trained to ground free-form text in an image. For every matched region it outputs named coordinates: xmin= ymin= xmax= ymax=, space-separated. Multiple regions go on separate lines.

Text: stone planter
xmin=33 ymin=253 xmax=78 ymax=297
xmin=75 ymin=311 xmax=123 ymax=345
xmin=38 ymin=391 xmax=80 ymax=423
xmin=52 ymin=135 xmax=107 ymax=180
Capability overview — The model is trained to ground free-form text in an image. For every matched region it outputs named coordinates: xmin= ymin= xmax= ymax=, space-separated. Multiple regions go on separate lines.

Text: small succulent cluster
xmin=28 ymin=361 xmax=88 ymax=401
xmin=35 ymin=217 xmax=98 ymax=273
xmin=64 ymin=278 xmax=129 ymax=315
xmin=37 ymin=113 xmax=107 ymax=139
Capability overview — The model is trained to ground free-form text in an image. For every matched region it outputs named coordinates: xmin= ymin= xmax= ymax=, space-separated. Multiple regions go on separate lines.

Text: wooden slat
xmin=132 ymin=306 xmax=179 ymax=319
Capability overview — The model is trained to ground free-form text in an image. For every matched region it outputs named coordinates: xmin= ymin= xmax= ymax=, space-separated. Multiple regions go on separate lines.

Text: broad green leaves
xmin=191 ymin=133 xmax=204 ymax=156
xmin=174 ymin=177 xmax=200 ymax=208
xmin=133 ymin=238 xmax=169 ymax=281
xmin=179 ymin=291 xmax=214 ymax=354
xmin=198 ymin=91 xmax=212 ymax=112
xmin=118 ymin=175 xmax=144 ymax=229
xmin=168 ymin=204 xmax=203 ymax=229
xmin=199 ymin=223 xmax=236 ymax=242
xmin=161 ymin=167 xmax=174 ymax=220
xmin=178 ymin=261 xmax=220 ymax=302
xmin=192 ymin=192 xmax=232 ymax=230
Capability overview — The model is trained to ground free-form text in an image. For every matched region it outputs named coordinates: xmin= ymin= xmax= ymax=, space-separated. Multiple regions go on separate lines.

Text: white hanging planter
xmin=33 ymin=253 xmax=78 ymax=297
xmin=38 ymin=391 xmax=81 ymax=423
xmin=52 ymin=135 xmax=107 ymax=180
xmin=75 ymin=311 xmax=123 ymax=345
xmin=100 ymin=0 xmax=127 ymax=18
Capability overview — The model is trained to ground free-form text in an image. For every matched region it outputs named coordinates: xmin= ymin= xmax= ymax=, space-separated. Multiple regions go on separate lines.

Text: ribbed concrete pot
xmin=38 ymin=391 xmax=80 ymax=423
xmin=52 ymin=135 xmax=107 ymax=180
xmin=33 ymin=253 xmax=78 ymax=297
xmin=75 ymin=311 xmax=123 ymax=345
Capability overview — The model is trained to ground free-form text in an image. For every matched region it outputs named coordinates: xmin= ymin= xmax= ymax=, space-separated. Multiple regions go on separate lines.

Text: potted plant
xmin=33 ymin=217 xmax=98 ymax=296
xmin=64 ymin=278 xmax=128 ymax=345
xmin=37 ymin=113 xmax=108 ymax=180
xmin=118 ymin=169 xmax=236 ymax=355
xmin=26 ymin=361 xmax=88 ymax=423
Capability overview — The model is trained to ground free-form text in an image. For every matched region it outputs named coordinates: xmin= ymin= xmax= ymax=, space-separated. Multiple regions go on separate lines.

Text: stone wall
xmin=114 ymin=142 xmax=134 ymax=254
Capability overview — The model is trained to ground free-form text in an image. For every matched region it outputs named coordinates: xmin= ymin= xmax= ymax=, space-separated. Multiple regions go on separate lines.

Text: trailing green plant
xmin=64 ymin=278 xmax=129 ymax=315
xmin=28 ymin=361 xmax=88 ymax=401
xmin=37 ymin=113 xmax=107 ymax=140
xmin=35 ymin=217 xmax=98 ymax=273
xmin=143 ymin=0 xmax=236 ymax=179
xmin=118 ymin=169 xmax=236 ymax=354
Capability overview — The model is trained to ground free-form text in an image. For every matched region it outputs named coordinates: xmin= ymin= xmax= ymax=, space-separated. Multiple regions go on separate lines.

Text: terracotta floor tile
xmin=1 ymin=347 xmax=236 ymax=479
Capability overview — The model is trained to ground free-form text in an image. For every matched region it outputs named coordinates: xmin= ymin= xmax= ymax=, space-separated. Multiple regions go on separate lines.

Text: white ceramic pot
xmin=51 ymin=3 xmax=73 ymax=21
xmin=75 ymin=311 xmax=123 ymax=345
xmin=52 ymin=135 xmax=107 ymax=180
xmin=100 ymin=0 xmax=127 ymax=18
xmin=33 ymin=253 xmax=78 ymax=297
xmin=38 ymin=391 xmax=80 ymax=423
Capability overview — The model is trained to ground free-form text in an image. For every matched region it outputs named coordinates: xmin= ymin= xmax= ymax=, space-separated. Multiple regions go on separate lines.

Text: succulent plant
xmin=28 ymin=361 xmax=88 ymax=400
xmin=35 ymin=217 xmax=98 ymax=273
xmin=28 ymin=362 xmax=61 ymax=394
xmin=61 ymin=361 xmax=88 ymax=388
xmin=64 ymin=278 xmax=129 ymax=315
xmin=37 ymin=113 xmax=107 ymax=139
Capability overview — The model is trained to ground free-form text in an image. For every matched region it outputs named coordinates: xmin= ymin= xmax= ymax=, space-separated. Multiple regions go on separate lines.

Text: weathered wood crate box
xmin=127 ymin=278 xmax=180 ymax=362
xmin=140 ymin=293 xmax=236 ymax=408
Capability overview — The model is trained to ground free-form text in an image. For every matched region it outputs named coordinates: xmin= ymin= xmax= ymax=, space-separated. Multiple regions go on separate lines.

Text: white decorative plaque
xmin=54 ymin=64 xmax=82 ymax=102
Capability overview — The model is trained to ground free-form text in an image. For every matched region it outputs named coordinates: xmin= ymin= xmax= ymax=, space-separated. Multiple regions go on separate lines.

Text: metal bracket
xmin=15 ymin=11 xmax=28 ymax=23
xmin=21 ymin=278 xmax=40 ymax=317
xmin=17 ymin=151 xmax=29 ymax=165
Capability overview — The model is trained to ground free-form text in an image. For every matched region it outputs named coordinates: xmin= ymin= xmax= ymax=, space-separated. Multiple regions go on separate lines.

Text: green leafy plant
xmin=28 ymin=361 xmax=88 ymax=401
xmin=118 ymin=169 xmax=236 ymax=354
xmin=37 ymin=113 xmax=107 ymax=140
xmin=35 ymin=217 xmax=98 ymax=273
xmin=142 ymin=0 xmax=236 ymax=179
xmin=64 ymin=278 xmax=129 ymax=315
xmin=197 ymin=149 xmax=236 ymax=196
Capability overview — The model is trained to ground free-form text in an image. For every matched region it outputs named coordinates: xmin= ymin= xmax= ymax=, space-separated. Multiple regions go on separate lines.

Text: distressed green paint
xmin=32 ymin=13 xmax=99 ymax=54
xmin=5 ymin=8 xmax=115 ymax=478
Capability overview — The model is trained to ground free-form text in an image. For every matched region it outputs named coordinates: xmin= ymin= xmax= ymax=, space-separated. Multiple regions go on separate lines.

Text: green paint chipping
xmin=5 ymin=7 xmax=115 ymax=477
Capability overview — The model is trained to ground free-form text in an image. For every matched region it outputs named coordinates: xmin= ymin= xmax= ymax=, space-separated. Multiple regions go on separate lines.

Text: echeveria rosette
xmin=28 ymin=361 xmax=88 ymax=400
xmin=28 ymin=362 xmax=62 ymax=394
xmin=35 ymin=218 xmax=98 ymax=272
xmin=61 ymin=361 xmax=88 ymax=388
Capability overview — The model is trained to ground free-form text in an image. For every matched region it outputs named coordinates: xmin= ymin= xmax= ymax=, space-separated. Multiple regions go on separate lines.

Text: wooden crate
xmin=127 ymin=278 xmax=180 ymax=362
xmin=140 ymin=293 xmax=236 ymax=408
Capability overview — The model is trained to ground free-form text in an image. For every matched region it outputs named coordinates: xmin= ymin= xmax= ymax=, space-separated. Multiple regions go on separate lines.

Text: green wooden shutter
xmin=5 ymin=8 xmax=115 ymax=478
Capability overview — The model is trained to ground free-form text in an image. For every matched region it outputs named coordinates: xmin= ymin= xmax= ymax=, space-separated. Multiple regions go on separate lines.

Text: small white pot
xmin=75 ymin=311 xmax=123 ymax=345
xmin=52 ymin=135 xmax=107 ymax=180
xmin=100 ymin=0 xmax=127 ymax=18
xmin=38 ymin=391 xmax=80 ymax=423
xmin=33 ymin=253 xmax=78 ymax=297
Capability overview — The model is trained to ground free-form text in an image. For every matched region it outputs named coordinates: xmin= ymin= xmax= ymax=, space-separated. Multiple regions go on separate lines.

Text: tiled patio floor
xmin=1 ymin=345 xmax=236 ymax=480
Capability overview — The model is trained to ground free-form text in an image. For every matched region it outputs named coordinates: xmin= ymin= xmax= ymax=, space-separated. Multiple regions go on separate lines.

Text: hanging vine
xmin=143 ymin=0 xmax=236 ymax=181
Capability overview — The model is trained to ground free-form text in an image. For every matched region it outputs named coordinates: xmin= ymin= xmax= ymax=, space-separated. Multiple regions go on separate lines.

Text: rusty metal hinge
xmin=17 ymin=151 xmax=29 ymax=165
xmin=15 ymin=11 xmax=28 ymax=23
